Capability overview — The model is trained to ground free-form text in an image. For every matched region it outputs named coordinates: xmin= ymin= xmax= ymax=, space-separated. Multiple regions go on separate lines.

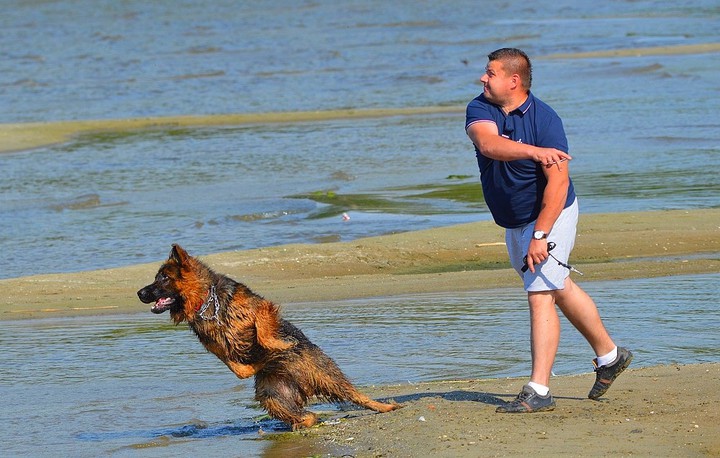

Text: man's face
xmin=480 ymin=60 xmax=513 ymax=105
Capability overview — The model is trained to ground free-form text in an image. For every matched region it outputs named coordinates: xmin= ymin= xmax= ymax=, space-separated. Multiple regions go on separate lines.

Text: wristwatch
xmin=532 ymin=230 xmax=548 ymax=240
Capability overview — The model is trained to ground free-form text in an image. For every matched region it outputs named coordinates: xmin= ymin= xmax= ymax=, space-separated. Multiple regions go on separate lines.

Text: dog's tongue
xmin=151 ymin=297 xmax=174 ymax=313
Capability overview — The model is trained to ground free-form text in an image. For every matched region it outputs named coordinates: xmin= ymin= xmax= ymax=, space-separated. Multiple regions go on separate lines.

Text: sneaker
xmin=588 ymin=347 xmax=633 ymax=400
xmin=496 ymin=384 xmax=556 ymax=413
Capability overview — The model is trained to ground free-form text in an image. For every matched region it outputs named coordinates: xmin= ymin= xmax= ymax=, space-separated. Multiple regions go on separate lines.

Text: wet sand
xmin=1 ymin=207 xmax=718 ymax=321
xmin=0 ymin=106 xmax=463 ymax=154
xmin=541 ymin=42 xmax=720 ymax=59
xmin=292 ymin=363 xmax=720 ymax=457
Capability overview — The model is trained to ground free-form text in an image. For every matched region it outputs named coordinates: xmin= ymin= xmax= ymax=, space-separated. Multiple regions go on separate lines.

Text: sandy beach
xmin=288 ymin=363 xmax=720 ymax=457
xmin=2 ymin=208 xmax=718 ymax=456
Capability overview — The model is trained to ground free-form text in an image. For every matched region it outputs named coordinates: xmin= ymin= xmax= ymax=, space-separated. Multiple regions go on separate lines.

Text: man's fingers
xmin=546 ymin=156 xmax=569 ymax=170
xmin=527 ymin=252 xmax=549 ymax=273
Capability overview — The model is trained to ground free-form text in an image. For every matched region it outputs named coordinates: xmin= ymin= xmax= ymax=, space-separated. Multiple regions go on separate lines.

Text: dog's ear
xmin=170 ymin=244 xmax=190 ymax=265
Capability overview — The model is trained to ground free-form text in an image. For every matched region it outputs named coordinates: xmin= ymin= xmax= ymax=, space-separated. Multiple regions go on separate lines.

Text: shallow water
xmin=1 ymin=1 xmax=719 ymax=278
xmin=1 ymin=107 xmax=718 ymax=279
xmin=2 ymin=273 xmax=718 ymax=457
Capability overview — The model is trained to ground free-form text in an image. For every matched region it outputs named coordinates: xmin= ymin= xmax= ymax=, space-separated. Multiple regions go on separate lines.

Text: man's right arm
xmin=466 ymin=121 xmax=572 ymax=168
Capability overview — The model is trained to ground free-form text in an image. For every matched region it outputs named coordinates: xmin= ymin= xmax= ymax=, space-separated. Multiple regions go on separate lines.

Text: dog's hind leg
xmin=263 ymin=397 xmax=318 ymax=431
xmin=255 ymin=373 xmax=318 ymax=430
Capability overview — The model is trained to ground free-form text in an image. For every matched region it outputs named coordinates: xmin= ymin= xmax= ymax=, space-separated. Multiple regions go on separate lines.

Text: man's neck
xmin=501 ymin=92 xmax=530 ymax=115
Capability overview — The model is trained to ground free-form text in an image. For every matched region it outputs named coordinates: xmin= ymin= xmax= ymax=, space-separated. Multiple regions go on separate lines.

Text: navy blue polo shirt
xmin=465 ymin=91 xmax=575 ymax=228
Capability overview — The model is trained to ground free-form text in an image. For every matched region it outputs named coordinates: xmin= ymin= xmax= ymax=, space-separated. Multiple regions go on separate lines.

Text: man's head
xmin=480 ymin=48 xmax=532 ymax=107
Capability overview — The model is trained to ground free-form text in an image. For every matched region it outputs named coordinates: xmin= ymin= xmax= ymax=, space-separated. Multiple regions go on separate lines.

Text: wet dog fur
xmin=137 ymin=244 xmax=399 ymax=429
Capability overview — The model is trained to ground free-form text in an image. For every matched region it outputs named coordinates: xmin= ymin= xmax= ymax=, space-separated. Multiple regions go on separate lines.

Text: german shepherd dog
xmin=137 ymin=244 xmax=399 ymax=430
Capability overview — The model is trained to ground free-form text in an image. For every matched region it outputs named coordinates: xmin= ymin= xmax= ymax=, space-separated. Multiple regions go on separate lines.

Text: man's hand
xmin=526 ymin=238 xmax=549 ymax=274
xmin=532 ymin=148 xmax=572 ymax=170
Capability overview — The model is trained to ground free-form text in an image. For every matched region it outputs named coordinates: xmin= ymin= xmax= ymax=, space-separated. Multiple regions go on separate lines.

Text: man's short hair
xmin=488 ymin=48 xmax=532 ymax=91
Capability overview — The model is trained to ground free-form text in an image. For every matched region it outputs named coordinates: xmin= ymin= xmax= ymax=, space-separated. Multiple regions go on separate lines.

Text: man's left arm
xmin=525 ymin=162 xmax=570 ymax=273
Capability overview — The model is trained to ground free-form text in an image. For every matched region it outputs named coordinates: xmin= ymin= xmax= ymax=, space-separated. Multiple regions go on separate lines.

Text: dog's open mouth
xmin=151 ymin=297 xmax=175 ymax=314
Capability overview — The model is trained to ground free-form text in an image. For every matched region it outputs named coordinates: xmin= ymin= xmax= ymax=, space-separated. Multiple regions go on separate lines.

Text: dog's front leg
xmin=255 ymin=301 xmax=296 ymax=352
xmin=225 ymin=360 xmax=260 ymax=379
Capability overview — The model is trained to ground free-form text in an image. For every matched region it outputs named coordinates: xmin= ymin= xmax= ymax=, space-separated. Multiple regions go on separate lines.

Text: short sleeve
xmin=465 ymin=96 xmax=498 ymax=132
xmin=538 ymin=113 xmax=568 ymax=152
xmin=535 ymin=103 xmax=569 ymax=153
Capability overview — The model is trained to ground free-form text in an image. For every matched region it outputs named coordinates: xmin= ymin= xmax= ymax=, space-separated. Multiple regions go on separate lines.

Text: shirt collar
xmin=509 ymin=91 xmax=534 ymax=115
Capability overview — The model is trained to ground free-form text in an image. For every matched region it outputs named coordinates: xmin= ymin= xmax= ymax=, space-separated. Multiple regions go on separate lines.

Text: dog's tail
xmin=347 ymin=391 xmax=401 ymax=413
xmin=306 ymin=347 xmax=401 ymax=413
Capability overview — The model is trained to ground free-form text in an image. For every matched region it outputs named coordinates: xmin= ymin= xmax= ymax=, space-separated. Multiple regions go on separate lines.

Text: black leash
xmin=522 ymin=242 xmax=584 ymax=275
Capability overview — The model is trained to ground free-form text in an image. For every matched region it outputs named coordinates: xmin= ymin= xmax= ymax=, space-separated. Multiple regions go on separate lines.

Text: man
xmin=465 ymin=48 xmax=632 ymax=413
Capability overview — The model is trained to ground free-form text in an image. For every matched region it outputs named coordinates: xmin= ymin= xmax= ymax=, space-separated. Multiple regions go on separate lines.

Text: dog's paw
xmin=226 ymin=360 xmax=259 ymax=379
xmin=264 ymin=336 xmax=297 ymax=352
xmin=279 ymin=336 xmax=298 ymax=350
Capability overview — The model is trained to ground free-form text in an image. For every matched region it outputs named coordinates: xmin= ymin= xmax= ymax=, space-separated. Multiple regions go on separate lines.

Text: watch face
xmin=533 ymin=231 xmax=545 ymax=240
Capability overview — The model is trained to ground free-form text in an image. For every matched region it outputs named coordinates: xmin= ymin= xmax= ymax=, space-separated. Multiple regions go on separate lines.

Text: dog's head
xmin=137 ymin=244 xmax=207 ymax=322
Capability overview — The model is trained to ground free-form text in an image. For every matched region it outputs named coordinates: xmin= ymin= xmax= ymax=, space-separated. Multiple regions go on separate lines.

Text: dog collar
xmin=197 ymin=285 xmax=220 ymax=321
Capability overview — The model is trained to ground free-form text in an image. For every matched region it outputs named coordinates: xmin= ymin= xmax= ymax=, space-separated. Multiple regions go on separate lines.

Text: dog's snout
xmin=137 ymin=286 xmax=153 ymax=303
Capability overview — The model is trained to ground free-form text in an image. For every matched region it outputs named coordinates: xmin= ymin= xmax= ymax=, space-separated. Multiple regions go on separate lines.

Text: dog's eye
xmin=157 ymin=273 xmax=168 ymax=282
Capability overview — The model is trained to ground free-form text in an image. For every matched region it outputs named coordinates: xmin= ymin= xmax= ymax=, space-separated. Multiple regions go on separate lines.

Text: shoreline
xmin=1 ymin=207 xmax=718 ymax=321
xmin=0 ymin=106 xmax=463 ymax=154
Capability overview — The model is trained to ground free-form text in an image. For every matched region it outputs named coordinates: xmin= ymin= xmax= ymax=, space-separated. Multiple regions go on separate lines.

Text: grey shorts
xmin=506 ymin=198 xmax=579 ymax=292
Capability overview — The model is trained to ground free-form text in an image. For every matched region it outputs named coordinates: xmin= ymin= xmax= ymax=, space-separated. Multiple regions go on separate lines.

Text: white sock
xmin=527 ymin=381 xmax=550 ymax=396
xmin=596 ymin=347 xmax=618 ymax=367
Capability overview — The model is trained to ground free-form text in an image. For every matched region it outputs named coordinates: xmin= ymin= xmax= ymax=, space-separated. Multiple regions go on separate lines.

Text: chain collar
xmin=197 ymin=285 xmax=221 ymax=322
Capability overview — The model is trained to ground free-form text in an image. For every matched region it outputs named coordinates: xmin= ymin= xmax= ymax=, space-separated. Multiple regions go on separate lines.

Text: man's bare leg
xmin=554 ymin=277 xmax=615 ymax=357
xmin=527 ymin=291 xmax=560 ymax=387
